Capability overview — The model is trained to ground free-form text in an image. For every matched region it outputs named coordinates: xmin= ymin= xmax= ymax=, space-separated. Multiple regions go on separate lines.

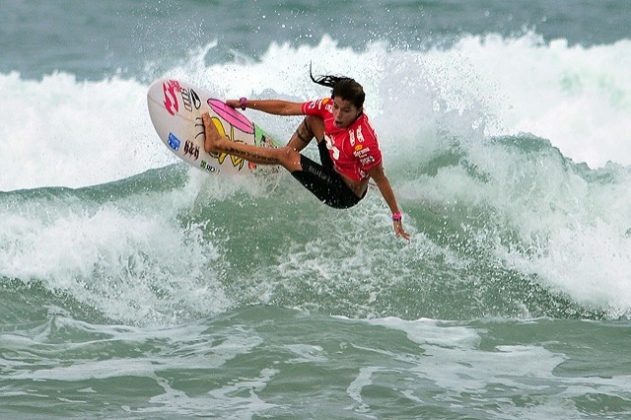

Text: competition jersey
xmin=301 ymin=98 xmax=382 ymax=181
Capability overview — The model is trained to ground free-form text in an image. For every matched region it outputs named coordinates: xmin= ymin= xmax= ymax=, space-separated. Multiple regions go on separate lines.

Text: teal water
xmin=2 ymin=1 xmax=631 ymax=418
xmin=3 ymin=303 xmax=631 ymax=419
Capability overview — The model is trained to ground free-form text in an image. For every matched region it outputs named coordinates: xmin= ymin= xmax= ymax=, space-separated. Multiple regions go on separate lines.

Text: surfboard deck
xmin=147 ymin=78 xmax=281 ymax=176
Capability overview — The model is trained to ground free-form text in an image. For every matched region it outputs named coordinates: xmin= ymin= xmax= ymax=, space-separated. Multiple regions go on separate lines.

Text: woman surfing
xmin=202 ymin=70 xmax=410 ymax=240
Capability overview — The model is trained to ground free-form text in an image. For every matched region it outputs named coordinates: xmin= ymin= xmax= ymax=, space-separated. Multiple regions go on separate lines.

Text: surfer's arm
xmin=367 ymin=165 xmax=411 ymax=241
xmin=225 ymin=99 xmax=303 ymax=115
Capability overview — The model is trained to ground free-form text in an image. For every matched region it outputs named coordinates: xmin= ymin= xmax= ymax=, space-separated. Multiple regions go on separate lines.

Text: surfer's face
xmin=332 ymin=97 xmax=361 ymax=128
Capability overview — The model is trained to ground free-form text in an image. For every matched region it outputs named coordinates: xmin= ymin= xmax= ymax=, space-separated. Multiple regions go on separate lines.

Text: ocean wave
xmin=2 ymin=32 xmax=631 ymax=322
xmin=2 ymin=32 xmax=630 ymax=192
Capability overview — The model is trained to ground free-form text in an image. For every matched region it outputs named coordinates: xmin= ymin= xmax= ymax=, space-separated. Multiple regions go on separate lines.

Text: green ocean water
xmin=2 ymin=1 xmax=631 ymax=418
xmin=3 ymin=302 xmax=631 ymax=419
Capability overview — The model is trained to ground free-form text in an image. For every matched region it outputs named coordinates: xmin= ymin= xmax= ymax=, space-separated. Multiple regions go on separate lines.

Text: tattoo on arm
xmin=224 ymin=147 xmax=280 ymax=164
xmin=295 ymin=119 xmax=314 ymax=143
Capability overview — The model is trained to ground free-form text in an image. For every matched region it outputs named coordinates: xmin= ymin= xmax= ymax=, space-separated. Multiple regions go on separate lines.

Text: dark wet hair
xmin=309 ymin=64 xmax=365 ymax=109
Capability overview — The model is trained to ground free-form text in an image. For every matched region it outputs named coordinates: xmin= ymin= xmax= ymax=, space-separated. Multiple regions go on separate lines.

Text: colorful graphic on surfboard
xmin=147 ymin=78 xmax=281 ymax=176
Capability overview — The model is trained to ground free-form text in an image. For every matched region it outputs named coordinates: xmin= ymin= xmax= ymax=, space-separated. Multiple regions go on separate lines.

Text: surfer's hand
xmin=394 ymin=221 xmax=411 ymax=241
xmin=225 ymin=99 xmax=239 ymax=109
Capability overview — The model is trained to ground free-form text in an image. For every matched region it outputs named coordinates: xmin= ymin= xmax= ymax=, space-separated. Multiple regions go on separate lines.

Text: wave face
xmin=2 ymin=29 xmax=631 ymax=323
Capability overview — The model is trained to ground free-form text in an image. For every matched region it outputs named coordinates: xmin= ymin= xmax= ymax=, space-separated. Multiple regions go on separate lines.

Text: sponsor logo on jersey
xmin=312 ymin=97 xmax=331 ymax=111
xmin=353 ymin=147 xmax=371 ymax=158
xmin=324 ymin=98 xmax=333 ymax=113
xmin=349 ymin=125 xmax=366 ymax=147
xmin=356 ymin=125 xmax=365 ymax=143
xmin=360 ymin=156 xmax=375 ymax=166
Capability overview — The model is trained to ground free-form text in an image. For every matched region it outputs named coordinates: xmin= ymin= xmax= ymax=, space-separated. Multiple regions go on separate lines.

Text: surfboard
xmin=147 ymin=78 xmax=281 ymax=176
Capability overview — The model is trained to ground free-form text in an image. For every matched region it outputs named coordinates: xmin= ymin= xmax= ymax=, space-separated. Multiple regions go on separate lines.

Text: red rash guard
xmin=301 ymin=98 xmax=382 ymax=181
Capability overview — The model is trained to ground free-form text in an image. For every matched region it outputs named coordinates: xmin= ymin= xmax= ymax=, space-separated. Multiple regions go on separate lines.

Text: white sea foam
xmin=0 ymin=175 xmax=230 ymax=325
xmin=0 ymin=71 xmax=175 ymax=191
xmin=2 ymin=32 xmax=630 ymax=191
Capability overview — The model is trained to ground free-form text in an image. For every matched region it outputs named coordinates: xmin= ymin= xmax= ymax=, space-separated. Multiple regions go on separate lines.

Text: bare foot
xmin=202 ymin=112 xmax=223 ymax=154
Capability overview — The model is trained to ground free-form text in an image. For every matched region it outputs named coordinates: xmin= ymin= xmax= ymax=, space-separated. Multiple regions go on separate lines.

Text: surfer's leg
xmin=202 ymin=112 xmax=302 ymax=171
xmin=316 ymin=137 xmax=334 ymax=172
xmin=290 ymin=155 xmax=363 ymax=209
xmin=286 ymin=116 xmax=325 ymax=152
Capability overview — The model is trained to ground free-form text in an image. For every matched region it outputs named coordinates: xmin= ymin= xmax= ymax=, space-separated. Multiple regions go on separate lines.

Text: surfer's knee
xmin=305 ymin=115 xmax=324 ymax=141
xmin=288 ymin=116 xmax=321 ymax=151
xmin=278 ymin=146 xmax=302 ymax=172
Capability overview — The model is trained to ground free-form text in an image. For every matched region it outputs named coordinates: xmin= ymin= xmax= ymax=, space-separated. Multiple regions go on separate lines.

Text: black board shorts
xmin=291 ymin=141 xmax=365 ymax=209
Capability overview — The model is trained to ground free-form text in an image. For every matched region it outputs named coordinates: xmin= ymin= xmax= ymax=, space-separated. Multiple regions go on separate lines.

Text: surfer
xmin=202 ymin=71 xmax=410 ymax=240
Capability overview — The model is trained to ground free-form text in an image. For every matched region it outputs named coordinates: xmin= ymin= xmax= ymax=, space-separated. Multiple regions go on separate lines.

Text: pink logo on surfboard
xmin=163 ymin=80 xmax=181 ymax=116
xmin=207 ymin=99 xmax=254 ymax=134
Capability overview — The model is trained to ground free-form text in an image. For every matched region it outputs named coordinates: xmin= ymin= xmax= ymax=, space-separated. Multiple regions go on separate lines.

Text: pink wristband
xmin=392 ymin=212 xmax=402 ymax=222
xmin=239 ymin=97 xmax=247 ymax=110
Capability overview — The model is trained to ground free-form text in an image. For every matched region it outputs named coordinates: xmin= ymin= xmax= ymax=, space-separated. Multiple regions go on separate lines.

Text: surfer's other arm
xmin=367 ymin=164 xmax=410 ymax=240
